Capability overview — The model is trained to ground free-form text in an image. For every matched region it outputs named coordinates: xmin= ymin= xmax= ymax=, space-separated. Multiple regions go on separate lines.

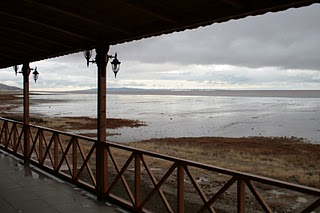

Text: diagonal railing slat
xmin=3 ymin=121 xmax=9 ymax=147
xmin=198 ymin=176 xmax=237 ymax=213
xmin=107 ymin=147 xmax=135 ymax=205
xmin=301 ymin=198 xmax=320 ymax=213
xmin=183 ymin=165 xmax=215 ymax=213
xmin=15 ymin=124 xmax=24 ymax=154
xmin=7 ymin=122 xmax=16 ymax=149
xmin=28 ymin=128 xmax=40 ymax=160
xmin=39 ymin=129 xmax=49 ymax=165
xmin=75 ymin=138 xmax=96 ymax=187
xmin=245 ymin=179 xmax=273 ymax=213
xmin=56 ymin=136 xmax=73 ymax=176
xmin=42 ymin=132 xmax=55 ymax=168
xmin=140 ymin=161 xmax=177 ymax=212
xmin=0 ymin=117 xmax=319 ymax=213
xmin=140 ymin=154 xmax=174 ymax=213
xmin=12 ymin=123 xmax=18 ymax=150
xmin=0 ymin=121 xmax=9 ymax=146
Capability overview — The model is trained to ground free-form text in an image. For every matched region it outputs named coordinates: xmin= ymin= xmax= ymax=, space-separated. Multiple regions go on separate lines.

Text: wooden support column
xmin=96 ymin=43 xmax=109 ymax=200
xmin=22 ymin=63 xmax=30 ymax=164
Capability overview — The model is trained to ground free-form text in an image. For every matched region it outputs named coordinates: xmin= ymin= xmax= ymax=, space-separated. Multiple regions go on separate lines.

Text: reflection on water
xmin=12 ymin=92 xmax=320 ymax=143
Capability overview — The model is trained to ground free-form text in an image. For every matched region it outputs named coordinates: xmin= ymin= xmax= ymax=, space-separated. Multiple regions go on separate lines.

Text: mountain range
xmin=0 ymin=83 xmax=21 ymax=91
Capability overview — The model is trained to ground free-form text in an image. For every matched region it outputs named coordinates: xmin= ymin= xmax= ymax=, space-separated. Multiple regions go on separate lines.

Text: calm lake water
xmin=13 ymin=90 xmax=320 ymax=143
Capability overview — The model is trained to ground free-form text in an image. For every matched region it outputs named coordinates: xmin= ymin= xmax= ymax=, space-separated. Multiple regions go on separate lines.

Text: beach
xmin=1 ymin=90 xmax=319 ymax=186
xmin=1 ymin=90 xmax=319 ymax=212
xmin=6 ymin=90 xmax=320 ymax=144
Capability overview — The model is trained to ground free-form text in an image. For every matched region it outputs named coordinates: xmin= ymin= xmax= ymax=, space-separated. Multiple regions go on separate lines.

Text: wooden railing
xmin=0 ymin=117 xmax=319 ymax=213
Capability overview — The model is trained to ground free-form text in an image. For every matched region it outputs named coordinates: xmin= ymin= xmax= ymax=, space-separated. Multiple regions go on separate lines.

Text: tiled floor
xmin=0 ymin=150 xmax=129 ymax=213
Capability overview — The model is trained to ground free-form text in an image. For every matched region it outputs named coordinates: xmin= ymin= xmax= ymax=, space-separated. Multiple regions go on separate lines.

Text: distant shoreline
xmin=33 ymin=89 xmax=320 ymax=98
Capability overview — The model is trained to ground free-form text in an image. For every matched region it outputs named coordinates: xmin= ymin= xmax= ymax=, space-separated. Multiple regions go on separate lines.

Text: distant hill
xmin=68 ymin=87 xmax=148 ymax=94
xmin=0 ymin=83 xmax=21 ymax=91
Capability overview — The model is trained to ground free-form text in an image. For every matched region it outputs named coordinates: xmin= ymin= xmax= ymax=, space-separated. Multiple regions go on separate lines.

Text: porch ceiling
xmin=0 ymin=0 xmax=318 ymax=69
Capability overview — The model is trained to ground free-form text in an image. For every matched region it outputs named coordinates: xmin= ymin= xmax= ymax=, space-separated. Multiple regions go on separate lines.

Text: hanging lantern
xmin=33 ymin=68 xmax=39 ymax=82
xmin=13 ymin=65 xmax=19 ymax=75
xmin=110 ymin=53 xmax=121 ymax=78
xmin=83 ymin=49 xmax=93 ymax=67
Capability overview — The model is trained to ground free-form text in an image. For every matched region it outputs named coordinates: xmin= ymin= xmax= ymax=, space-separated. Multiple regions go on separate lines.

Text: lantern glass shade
xmin=83 ymin=49 xmax=92 ymax=67
xmin=111 ymin=58 xmax=120 ymax=73
xmin=110 ymin=53 xmax=121 ymax=77
xmin=83 ymin=49 xmax=92 ymax=60
xmin=13 ymin=65 xmax=19 ymax=75
xmin=33 ymin=70 xmax=39 ymax=82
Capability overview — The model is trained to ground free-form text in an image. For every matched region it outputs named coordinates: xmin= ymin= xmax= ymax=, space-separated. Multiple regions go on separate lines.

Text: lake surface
xmin=14 ymin=90 xmax=320 ymax=143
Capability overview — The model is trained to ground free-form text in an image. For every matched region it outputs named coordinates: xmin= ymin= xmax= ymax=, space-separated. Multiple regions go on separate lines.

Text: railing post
xmin=39 ymin=130 xmax=43 ymax=163
xmin=72 ymin=137 xmax=78 ymax=179
xmin=54 ymin=133 xmax=59 ymax=170
xmin=4 ymin=122 xmax=9 ymax=147
xmin=13 ymin=124 xmax=17 ymax=149
xmin=96 ymin=42 xmax=109 ymax=200
xmin=237 ymin=178 xmax=246 ymax=213
xmin=177 ymin=163 xmax=185 ymax=213
xmin=22 ymin=63 xmax=30 ymax=164
xmin=135 ymin=153 xmax=141 ymax=210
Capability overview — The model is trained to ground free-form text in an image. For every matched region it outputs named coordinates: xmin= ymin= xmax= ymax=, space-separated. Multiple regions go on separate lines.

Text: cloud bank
xmin=1 ymin=4 xmax=320 ymax=90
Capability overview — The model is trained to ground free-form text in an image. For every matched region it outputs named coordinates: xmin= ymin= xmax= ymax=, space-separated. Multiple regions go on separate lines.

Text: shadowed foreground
xmin=0 ymin=150 xmax=126 ymax=213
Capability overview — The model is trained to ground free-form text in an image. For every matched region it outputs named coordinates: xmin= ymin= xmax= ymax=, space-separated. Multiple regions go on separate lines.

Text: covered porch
xmin=1 ymin=0 xmax=320 ymax=212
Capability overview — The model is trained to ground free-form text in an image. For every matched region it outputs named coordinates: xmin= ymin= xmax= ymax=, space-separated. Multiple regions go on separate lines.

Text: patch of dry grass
xmin=128 ymin=137 xmax=320 ymax=187
xmin=1 ymin=114 xmax=145 ymax=133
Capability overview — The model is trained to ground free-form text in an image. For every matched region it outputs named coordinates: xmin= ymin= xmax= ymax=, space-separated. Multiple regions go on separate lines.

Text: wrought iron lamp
xmin=13 ymin=65 xmax=39 ymax=83
xmin=32 ymin=69 xmax=39 ymax=82
xmin=83 ymin=49 xmax=121 ymax=78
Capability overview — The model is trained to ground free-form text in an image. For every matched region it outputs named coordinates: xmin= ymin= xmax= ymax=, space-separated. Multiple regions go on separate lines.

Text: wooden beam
xmin=21 ymin=0 xmax=132 ymax=35
xmin=0 ymin=12 xmax=95 ymax=42
xmin=0 ymin=26 xmax=72 ymax=48
xmin=0 ymin=45 xmax=27 ymax=55
xmin=0 ymin=52 xmax=21 ymax=61
xmin=0 ymin=37 xmax=50 ymax=53
xmin=121 ymin=0 xmax=177 ymax=24
xmin=219 ymin=0 xmax=246 ymax=9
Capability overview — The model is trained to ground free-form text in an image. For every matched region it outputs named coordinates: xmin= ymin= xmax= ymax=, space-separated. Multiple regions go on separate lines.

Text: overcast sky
xmin=1 ymin=4 xmax=320 ymax=91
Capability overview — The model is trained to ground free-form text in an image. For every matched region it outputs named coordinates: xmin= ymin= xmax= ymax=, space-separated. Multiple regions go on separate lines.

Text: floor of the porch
xmin=0 ymin=150 xmax=128 ymax=213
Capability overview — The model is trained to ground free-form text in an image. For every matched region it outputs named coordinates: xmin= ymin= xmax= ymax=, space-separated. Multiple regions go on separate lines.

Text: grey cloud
xmin=114 ymin=4 xmax=320 ymax=71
